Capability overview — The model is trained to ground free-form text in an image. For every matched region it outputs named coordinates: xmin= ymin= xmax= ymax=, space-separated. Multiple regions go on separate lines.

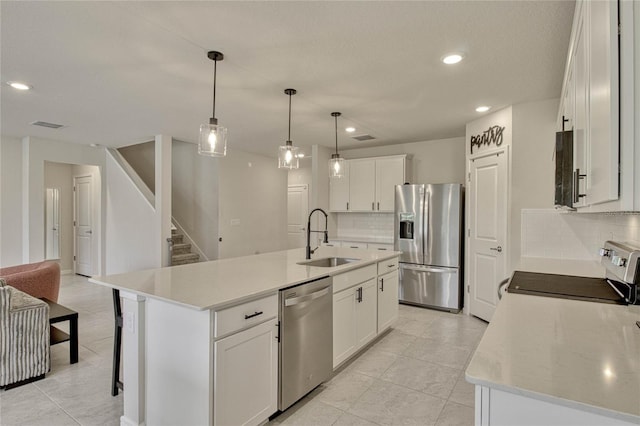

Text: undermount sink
xmin=297 ymin=257 xmax=360 ymax=268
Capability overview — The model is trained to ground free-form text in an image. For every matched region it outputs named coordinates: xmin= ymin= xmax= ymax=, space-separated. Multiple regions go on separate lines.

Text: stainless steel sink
xmin=297 ymin=257 xmax=359 ymax=268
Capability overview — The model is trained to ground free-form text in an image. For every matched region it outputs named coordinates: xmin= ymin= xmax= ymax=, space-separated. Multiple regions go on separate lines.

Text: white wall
xmin=105 ymin=152 xmax=157 ymax=274
xmin=44 ymin=162 xmax=73 ymax=271
xmin=0 ymin=136 xmax=105 ymax=272
xmin=1 ymin=137 xmax=24 ymax=267
xmin=119 ymin=141 xmax=156 ymax=193
xmin=288 ymin=161 xmax=312 ymax=187
xmin=311 ymin=145 xmax=336 ymax=241
xmin=218 ymin=149 xmax=288 ymax=258
xmin=172 ymin=140 xmax=219 ymax=260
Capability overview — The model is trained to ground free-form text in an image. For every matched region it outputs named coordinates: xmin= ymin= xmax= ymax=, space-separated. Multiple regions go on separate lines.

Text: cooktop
xmin=507 ymin=271 xmax=626 ymax=304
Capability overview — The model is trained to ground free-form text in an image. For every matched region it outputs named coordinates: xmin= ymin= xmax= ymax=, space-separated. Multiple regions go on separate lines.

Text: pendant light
xmin=329 ymin=112 xmax=345 ymax=178
xmin=198 ymin=51 xmax=228 ymax=157
xmin=278 ymin=88 xmax=300 ymax=169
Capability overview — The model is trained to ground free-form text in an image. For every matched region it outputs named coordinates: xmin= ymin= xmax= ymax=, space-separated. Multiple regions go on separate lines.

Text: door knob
xmin=86 ymin=230 xmax=92 ymax=234
xmin=490 ymin=246 xmax=502 ymax=253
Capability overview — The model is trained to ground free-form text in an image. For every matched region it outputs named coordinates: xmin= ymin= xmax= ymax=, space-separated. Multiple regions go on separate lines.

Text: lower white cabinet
xmin=214 ymin=318 xmax=279 ymax=426
xmin=377 ymin=270 xmax=399 ymax=332
xmin=333 ymin=278 xmax=377 ymax=368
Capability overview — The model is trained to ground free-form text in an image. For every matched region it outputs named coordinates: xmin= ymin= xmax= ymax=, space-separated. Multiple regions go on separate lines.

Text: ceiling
xmin=1 ymin=1 xmax=575 ymax=158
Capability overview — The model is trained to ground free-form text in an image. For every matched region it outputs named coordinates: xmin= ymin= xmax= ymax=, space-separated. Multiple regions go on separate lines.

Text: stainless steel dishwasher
xmin=279 ymin=276 xmax=333 ymax=411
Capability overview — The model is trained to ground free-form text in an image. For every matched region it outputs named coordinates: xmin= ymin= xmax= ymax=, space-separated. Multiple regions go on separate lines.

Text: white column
xmin=155 ymin=135 xmax=172 ymax=267
xmin=120 ymin=291 xmax=146 ymax=426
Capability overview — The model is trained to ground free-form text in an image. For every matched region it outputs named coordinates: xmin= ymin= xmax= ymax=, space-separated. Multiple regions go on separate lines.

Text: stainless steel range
xmin=600 ymin=240 xmax=640 ymax=305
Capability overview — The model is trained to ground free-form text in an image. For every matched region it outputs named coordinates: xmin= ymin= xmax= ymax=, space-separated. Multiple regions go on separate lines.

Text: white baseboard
xmin=120 ymin=416 xmax=145 ymax=426
xmin=61 ymin=269 xmax=74 ymax=275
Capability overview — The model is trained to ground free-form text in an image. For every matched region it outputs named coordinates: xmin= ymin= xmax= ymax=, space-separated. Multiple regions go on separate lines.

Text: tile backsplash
xmin=336 ymin=213 xmax=394 ymax=239
xmin=521 ymin=209 xmax=640 ymax=261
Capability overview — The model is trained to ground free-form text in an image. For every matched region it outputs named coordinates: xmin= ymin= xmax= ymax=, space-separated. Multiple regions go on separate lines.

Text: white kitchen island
xmin=90 ymin=246 xmax=400 ymax=426
xmin=466 ymin=292 xmax=640 ymax=426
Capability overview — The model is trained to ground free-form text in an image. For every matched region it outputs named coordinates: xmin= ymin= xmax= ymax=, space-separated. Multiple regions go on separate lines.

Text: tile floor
xmin=0 ymin=274 xmax=487 ymax=426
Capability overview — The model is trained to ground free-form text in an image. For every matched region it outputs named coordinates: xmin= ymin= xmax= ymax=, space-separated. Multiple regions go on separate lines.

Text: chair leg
xmin=111 ymin=289 xmax=123 ymax=397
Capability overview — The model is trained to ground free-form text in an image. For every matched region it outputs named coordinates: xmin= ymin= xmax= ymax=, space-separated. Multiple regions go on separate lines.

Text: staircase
xmin=170 ymin=229 xmax=200 ymax=266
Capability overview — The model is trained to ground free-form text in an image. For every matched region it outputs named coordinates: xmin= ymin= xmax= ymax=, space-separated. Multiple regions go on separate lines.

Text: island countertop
xmin=465 ymin=292 xmax=640 ymax=423
xmin=90 ymin=246 xmax=400 ymax=311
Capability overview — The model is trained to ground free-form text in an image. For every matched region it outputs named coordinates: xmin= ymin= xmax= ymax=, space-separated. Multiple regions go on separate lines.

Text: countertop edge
xmin=90 ymin=249 xmax=401 ymax=311
xmin=464 ymin=370 xmax=640 ymax=424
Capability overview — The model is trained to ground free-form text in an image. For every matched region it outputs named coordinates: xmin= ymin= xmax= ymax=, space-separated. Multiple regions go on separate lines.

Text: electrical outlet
xmin=124 ymin=311 xmax=135 ymax=333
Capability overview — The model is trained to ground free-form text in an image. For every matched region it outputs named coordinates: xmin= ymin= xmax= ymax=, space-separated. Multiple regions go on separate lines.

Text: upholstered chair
xmin=0 ymin=261 xmax=60 ymax=302
xmin=0 ymin=279 xmax=50 ymax=388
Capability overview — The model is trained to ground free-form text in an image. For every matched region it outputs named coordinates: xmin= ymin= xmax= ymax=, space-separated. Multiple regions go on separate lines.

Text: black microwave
xmin=554 ymin=130 xmax=574 ymax=209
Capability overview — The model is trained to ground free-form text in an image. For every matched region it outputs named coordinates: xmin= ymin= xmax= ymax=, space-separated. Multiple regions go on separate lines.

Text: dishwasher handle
xmin=284 ymin=286 xmax=331 ymax=307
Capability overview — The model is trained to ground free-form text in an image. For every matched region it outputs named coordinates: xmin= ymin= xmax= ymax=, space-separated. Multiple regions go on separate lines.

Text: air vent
xmin=30 ymin=121 xmax=65 ymax=129
xmin=351 ymin=134 xmax=375 ymax=141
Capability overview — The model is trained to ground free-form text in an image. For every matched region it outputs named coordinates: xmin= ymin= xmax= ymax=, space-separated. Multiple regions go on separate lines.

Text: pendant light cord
xmin=288 ymin=91 xmax=292 ymax=142
xmin=334 ymin=114 xmax=339 ymax=155
xmin=212 ymin=59 xmax=217 ymax=119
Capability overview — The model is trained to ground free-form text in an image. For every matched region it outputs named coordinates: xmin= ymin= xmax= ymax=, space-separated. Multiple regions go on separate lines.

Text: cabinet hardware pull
xmin=387 ymin=264 xmax=395 ymax=268
xmin=275 ymin=321 xmax=280 ymax=342
xmin=244 ymin=311 xmax=263 ymax=320
xmin=573 ymin=168 xmax=587 ymax=204
xmin=372 ymin=202 xmax=375 ymax=211
xmin=377 ymin=202 xmax=380 ymax=210
xmin=357 ymin=287 xmax=363 ymax=303
xmin=346 ymin=202 xmax=349 ymax=210
xmin=381 ymin=278 xmax=384 ymax=292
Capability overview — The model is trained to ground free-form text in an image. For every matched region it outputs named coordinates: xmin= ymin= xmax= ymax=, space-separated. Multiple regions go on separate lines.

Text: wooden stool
xmin=112 ymin=289 xmax=124 ymax=396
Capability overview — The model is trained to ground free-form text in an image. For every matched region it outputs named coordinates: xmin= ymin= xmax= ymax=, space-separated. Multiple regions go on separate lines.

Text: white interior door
xmin=74 ymin=175 xmax=93 ymax=276
xmin=468 ymin=150 xmax=507 ymax=322
xmin=287 ymin=185 xmax=308 ymax=249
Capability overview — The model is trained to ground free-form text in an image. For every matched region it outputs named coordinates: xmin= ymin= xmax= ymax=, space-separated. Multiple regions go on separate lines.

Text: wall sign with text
xmin=470 ymin=125 xmax=506 ymax=154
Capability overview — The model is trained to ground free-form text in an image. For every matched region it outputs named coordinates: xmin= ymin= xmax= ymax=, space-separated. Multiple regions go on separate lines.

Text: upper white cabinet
xmin=329 ymin=161 xmax=350 ymax=212
xmin=330 ymin=155 xmax=408 ymax=213
xmin=559 ymin=0 xmax=638 ymax=211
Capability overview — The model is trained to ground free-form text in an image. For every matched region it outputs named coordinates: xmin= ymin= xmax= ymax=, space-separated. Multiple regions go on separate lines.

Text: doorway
xmin=73 ymin=174 xmax=95 ymax=276
xmin=468 ymin=148 xmax=508 ymax=322
xmin=287 ymin=185 xmax=309 ymax=249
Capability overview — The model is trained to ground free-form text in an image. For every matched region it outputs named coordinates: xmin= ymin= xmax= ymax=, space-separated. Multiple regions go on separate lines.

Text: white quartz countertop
xmin=90 ymin=247 xmax=400 ymax=311
xmin=465 ymin=292 xmax=640 ymax=423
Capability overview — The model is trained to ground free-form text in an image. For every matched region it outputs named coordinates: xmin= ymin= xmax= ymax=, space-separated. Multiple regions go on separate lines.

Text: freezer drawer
xmin=399 ymin=264 xmax=462 ymax=312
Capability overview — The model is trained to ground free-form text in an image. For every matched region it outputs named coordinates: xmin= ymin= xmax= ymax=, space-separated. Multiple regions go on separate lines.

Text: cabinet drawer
xmin=333 ymin=264 xmax=376 ymax=293
xmin=368 ymin=243 xmax=394 ymax=251
xmin=342 ymin=241 xmax=367 ymax=249
xmin=214 ymin=294 xmax=278 ymax=338
xmin=378 ymin=257 xmax=399 ymax=274
xmin=321 ymin=241 xmax=342 ymax=247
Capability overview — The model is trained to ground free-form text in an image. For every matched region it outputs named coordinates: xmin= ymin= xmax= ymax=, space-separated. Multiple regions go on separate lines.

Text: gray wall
xmin=43 ymin=162 xmax=73 ymax=271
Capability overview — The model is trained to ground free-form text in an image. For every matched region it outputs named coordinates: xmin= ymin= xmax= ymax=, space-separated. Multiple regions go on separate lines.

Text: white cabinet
xmin=367 ymin=243 xmax=394 ymax=252
xmin=355 ymin=279 xmax=378 ymax=347
xmin=329 ymin=155 xmax=408 ymax=213
xmin=558 ymin=0 xmax=628 ymax=210
xmin=349 ymin=159 xmax=376 ymax=211
xmin=329 ymin=161 xmax=350 ymax=212
xmin=377 ymin=269 xmax=399 ymax=332
xmin=375 ymin=156 xmax=405 ymax=211
xmin=214 ymin=319 xmax=278 ymax=426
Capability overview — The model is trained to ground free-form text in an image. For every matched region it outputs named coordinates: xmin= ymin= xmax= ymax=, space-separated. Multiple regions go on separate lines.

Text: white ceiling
xmin=1 ymin=1 xmax=574 ymax=158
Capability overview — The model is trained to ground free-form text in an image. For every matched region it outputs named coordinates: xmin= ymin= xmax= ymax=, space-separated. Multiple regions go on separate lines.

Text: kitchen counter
xmin=90 ymin=246 xmax=400 ymax=310
xmin=331 ymin=236 xmax=394 ymax=245
xmin=466 ymin=292 xmax=640 ymax=424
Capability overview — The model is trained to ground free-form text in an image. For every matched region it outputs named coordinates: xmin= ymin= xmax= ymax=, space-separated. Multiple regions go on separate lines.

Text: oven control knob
xmin=599 ymin=248 xmax=611 ymax=257
xmin=611 ymin=256 xmax=627 ymax=267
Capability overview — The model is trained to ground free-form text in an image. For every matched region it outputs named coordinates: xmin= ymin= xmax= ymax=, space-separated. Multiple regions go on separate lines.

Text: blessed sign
xmin=470 ymin=125 xmax=505 ymax=154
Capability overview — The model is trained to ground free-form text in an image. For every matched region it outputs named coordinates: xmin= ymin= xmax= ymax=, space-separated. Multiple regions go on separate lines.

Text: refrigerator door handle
xmin=401 ymin=264 xmax=454 ymax=274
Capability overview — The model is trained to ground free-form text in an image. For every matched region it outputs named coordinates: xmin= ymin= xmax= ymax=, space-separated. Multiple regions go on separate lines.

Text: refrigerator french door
xmin=395 ymin=183 xmax=463 ymax=312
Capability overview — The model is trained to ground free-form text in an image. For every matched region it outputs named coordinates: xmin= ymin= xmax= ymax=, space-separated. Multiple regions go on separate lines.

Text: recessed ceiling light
xmin=475 ymin=106 xmax=491 ymax=113
xmin=442 ymin=54 xmax=464 ymax=65
xmin=7 ymin=81 xmax=31 ymax=91
xmin=297 ymin=153 xmax=305 ymax=158
xmin=345 ymin=127 xmax=356 ymax=133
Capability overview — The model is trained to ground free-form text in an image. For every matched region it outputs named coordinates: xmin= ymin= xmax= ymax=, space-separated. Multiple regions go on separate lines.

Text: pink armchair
xmin=0 ymin=261 xmax=60 ymax=302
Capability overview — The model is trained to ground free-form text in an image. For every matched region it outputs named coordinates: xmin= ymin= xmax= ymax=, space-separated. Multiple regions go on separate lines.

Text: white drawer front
xmin=321 ymin=241 xmax=342 ymax=247
xmin=342 ymin=241 xmax=368 ymax=249
xmin=214 ymin=294 xmax=278 ymax=338
xmin=368 ymin=243 xmax=394 ymax=251
xmin=378 ymin=257 xmax=399 ymax=275
xmin=333 ymin=264 xmax=377 ymax=293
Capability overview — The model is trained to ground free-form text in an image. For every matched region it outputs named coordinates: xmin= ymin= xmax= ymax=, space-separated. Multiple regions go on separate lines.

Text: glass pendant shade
xmin=199 ymin=121 xmax=228 ymax=157
xmin=278 ymin=141 xmax=299 ymax=169
xmin=329 ymin=154 xmax=345 ymax=178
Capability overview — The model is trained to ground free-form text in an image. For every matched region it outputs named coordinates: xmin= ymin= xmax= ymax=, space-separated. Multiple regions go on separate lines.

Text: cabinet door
xmin=587 ymin=0 xmax=619 ymax=205
xmin=333 ymin=288 xmax=357 ymax=368
xmin=349 ymin=159 xmax=376 ymax=211
xmin=377 ymin=270 xmax=399 ymax=332
xmin=329 ymin=161 xmax=350 ymax=212
xmin=375 ymin=157 xmax=405 ymax=212
xmin=355 ymin=279 xmax=378 ymax=348
xmin=573 ymin=11 xmax=588 ymax=208
xmin=214 ymin=319 xmax=278 ymax=426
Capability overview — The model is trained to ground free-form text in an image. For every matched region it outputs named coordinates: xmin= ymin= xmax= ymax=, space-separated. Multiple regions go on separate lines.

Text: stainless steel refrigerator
xmin=394 ymin=183 xmax=464 ymax=312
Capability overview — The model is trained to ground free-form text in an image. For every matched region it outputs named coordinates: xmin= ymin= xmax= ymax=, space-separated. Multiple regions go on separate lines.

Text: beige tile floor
xmin=0 ymin=274 xmax=487 ymax=426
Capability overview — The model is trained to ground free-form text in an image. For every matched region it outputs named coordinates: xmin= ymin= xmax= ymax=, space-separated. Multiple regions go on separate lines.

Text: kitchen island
xmin=465 ymin=292 xmax=640 ymax=426
xmin=90 ymin=246 xmax=400 ymax=426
